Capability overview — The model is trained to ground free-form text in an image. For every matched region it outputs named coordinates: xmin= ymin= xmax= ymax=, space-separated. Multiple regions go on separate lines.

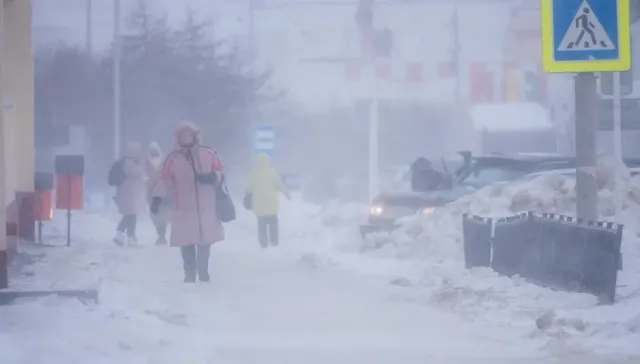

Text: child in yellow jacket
xmin=247 ymin=153 xmax=290 ymax=248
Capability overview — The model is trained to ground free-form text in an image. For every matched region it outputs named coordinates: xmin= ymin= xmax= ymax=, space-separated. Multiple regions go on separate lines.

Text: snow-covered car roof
xmin=521 ymin=167 xmax=640 ymax=181
xmin=461 ymin=154 xmax=574 ymax=177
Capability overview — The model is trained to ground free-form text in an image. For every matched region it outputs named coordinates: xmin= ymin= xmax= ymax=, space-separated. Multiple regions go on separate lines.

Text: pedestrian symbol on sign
xmin=557 ymin=0 xmax=615 ymax=51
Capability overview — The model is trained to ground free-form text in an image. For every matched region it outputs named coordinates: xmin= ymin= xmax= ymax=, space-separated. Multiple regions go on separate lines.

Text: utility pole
xmin=85 ymin=0 xmax=93 ymax=54
xmin=447 ymin=3 xmax=463 ymax=159
xmin=575 ymin=72 xmax=599 ymax=222
xmin=0 ymin=3 xmax=7 ymax=290
xmin=368 ymin=97 xmax=380 ymax=202
xmin=113 ymin=0 xmax=122 ymax=160
xmin=248 ymin=0 xmax=255 ymax=50
xmin=356 ymin=0 xmax=379 ymax=202
xmin=248 ymin=0 xmax=256 ymax=160
xmin=451 ymin=4 xmax=462 ymax=106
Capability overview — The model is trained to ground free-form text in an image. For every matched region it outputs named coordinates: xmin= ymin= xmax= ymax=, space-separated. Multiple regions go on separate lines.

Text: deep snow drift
xmin=278 ymin=158 xmax=640 ymax=356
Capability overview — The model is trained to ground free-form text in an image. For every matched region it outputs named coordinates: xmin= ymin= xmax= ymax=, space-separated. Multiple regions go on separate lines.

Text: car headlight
xmin=369 ymin=205 xmax=384 ymax=216
xmin=420 ymin=207 xmax=435 ymax=215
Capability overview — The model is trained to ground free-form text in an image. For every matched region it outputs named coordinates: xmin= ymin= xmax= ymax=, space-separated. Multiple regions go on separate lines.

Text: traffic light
xmin=600 ymin=70 xmax=634 ymax=96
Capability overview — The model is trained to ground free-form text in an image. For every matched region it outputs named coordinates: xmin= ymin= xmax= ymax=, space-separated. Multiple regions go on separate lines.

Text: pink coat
xmin=154 ymin=146 xmax=225 ymax=247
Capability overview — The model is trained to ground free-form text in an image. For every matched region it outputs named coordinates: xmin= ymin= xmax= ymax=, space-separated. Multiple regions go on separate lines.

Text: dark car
xmin=455 ymin=152 xmax=575 ymax=188
xmin=359 ymin=152 xmax=575 ymax=238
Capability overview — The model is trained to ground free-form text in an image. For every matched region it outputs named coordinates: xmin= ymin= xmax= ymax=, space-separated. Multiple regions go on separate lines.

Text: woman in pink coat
xmin=150 ymin=121 xmax=224 ymax=283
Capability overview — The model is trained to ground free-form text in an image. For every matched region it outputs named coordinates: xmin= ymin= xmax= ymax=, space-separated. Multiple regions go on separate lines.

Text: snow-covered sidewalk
xmin=0 ymin=209 xmax=638 ymax=363
xmin=0 ymin=240 xmax=515 ymax=363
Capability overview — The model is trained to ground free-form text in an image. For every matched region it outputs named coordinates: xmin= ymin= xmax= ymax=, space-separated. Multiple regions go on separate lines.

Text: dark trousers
xmin=258 ymin=215 xmax=279 ymax=248
xmin=117 ymin=214 xmax=137 ymax=238
xmin=155 ymin=222 xmax=167 ymax=239
xmin=180 ymin=245 xmax=211 ymax=280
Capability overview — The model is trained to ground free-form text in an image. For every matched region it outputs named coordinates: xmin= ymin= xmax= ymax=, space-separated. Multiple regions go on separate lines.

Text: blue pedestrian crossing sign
xmin=541 ymin=0 xmax=631 ymax=73
xmin=254 ymin=125 xmax=274 ymax=155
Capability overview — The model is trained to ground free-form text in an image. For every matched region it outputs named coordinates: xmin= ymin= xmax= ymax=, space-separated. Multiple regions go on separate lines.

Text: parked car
xmin=359 ymin=152 xmax=575 ymax=238
xmin=520 ymin=163 xmax=640 ymax=182
xmin=379 ymin=159 xmax=464 ymax=192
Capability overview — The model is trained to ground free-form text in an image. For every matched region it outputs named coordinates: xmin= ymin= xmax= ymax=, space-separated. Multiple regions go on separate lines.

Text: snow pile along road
xmin=285 ymin=157 xmax=640 ymax=355
xmin=279 ymin=198 xmax=365 ymax=255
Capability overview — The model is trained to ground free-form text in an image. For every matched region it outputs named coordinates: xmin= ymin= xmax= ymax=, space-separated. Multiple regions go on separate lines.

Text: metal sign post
xmin=574 ymin=72 xmax=599 ymax=221
xmin=613 ymin=71 xmax=623 ymax=221
xmin=541 ymin=0 xmax=631 ymax=221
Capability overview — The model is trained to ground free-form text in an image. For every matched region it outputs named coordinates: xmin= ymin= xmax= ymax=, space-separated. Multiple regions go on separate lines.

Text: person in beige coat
xmin=145 ymin=142 xmax=171 ymax=245
xmin=112 ymin=141 xmax=145 ymax=246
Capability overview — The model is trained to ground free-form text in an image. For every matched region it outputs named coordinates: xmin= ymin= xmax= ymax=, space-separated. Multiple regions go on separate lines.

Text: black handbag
xmin=243 ymin=192 xmax=252 ymax=211
xmin=216 ymin=174 xmax=236 ymax=223
xmin=187 ymin=147 xmax=236 ymax=223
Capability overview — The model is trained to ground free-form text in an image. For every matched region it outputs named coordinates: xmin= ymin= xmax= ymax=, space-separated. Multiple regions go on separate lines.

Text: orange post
xmin=34 ymin=190 xmax=53 ymax=221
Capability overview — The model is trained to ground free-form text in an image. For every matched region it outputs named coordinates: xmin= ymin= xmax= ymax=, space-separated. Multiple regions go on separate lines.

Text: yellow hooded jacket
xmin=247 ymin=153 xmax=288 ymax=217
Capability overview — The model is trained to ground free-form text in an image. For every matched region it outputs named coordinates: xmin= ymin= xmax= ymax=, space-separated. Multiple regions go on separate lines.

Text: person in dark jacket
xmin=410 ymin=157 xmax=443 ymax=192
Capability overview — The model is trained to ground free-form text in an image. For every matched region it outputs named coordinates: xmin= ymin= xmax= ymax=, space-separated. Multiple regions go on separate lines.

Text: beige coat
xmin=114 ymin=142 xmax=145 ymax=215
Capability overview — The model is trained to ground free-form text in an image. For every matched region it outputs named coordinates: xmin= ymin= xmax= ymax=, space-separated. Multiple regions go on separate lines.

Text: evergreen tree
xmin=34 ymin=1 xmax=278 ymax=168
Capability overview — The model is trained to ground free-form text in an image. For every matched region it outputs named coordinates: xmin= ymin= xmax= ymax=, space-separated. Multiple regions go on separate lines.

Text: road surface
xmin=1 ymin=226 xmax=637 ymax=364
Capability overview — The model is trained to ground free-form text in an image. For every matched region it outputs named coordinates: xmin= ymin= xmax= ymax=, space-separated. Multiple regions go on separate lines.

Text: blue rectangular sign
xmin=541 ymin=0 xmax=631 ymax=72
xmin=254 ymin=125 xmax=274 ymax=155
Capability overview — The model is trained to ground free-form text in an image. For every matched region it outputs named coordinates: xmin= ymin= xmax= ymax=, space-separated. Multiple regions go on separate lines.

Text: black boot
xmin=197 ymin=245 xmax=211 ymax=282
xmin=258 ymin=217 xmax=269 ymax=249
xmin=269 ymin=216 xmax=280 ymax=247
xmin=181 ymin=246 xmax=197 ymax=283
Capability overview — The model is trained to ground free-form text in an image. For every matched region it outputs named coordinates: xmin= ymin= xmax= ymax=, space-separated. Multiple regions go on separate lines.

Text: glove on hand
xmin=196 ymin=172 xmax=218 ymax=185
xmin=150 ymin=197 xmax=162 ymax=215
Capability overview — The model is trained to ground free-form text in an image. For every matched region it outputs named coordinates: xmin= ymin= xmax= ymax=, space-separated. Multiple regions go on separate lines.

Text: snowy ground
xmin=2 ymin=175 xmax=640 ymax=363
xmin=276 ymin=202 xmax=640 ymax=354
xmin=280 ymin=161 xmax=640 ymax=359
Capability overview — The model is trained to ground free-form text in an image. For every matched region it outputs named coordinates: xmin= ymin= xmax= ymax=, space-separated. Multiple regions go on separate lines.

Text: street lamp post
xmin=0 ymin=2 xmax=7 ymax=290
xmin=248 ymin=0 xmax=256 ymax=160
xmin=86 ymin=0 xmax=93 ymax=54
xmin=452 ymin=4 xmax=462 ymax=106
xmin=113 ymin=0 xmax=121 ymax=160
